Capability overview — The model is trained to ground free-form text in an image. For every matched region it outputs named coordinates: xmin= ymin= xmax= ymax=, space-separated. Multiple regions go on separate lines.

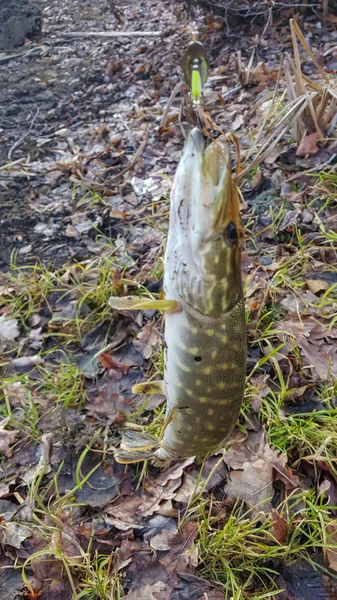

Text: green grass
xmin=0 ymin=239 xmax=165 ymax=349
xmin=2 ymin=191 xmax=337 ymax=599
xmin=197 ymin=492 xmax=337 ymax=599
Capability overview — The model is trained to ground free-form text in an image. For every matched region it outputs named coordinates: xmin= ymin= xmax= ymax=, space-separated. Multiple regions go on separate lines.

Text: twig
xmin=69 ymin=175 xmax=115 ymax=193
xmin=0 ymin=45 xmax=46 ymax=63
xmin=221 ymin=84 xmax=242 ymax=102
xmin=0 ymin=157 xmax=27 ymax=172
xmin=285 ymin=155 xmax=337 ymax=183
xmin=61 ymin=31 xmax=162 ymax=39
xmin=193 ymin=0 xmax=319 ymax=17
xmin=246 ymin=56 xmax=284 ymax=161
xmin=238 ymin=94 xmax=308 ymax=182
xmin=327 ymin=112 xmax=337 ymax=136
xmin=159 ymin=82 xmax=182 ymax=129
xmin=105 ymin=133 xmax=149 ymax=184
xmin=323 ymin=46 xmax=337 ymax=57
xmin=261 ymin=5 xmax=273 ymax=39
xmin=8 ymin=107 xmax=40 ymax=160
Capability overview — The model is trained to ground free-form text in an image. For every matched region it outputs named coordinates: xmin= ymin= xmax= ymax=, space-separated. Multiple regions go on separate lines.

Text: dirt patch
xmin=0 ymin=0 xmax=42 ymax=52
xmin=0 ymin=0 xmax=135 ymax=270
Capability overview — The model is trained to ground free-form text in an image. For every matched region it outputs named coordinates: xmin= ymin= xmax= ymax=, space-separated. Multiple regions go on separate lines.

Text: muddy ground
xmin=2 ymin=0 xmax=336 ymax=272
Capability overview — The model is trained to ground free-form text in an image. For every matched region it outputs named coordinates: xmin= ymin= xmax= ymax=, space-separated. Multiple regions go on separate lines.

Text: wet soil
xmin=0 ymin=0 xmax=150 ymax=270
xmin=0 ymin=0 xmax=42 ymax=52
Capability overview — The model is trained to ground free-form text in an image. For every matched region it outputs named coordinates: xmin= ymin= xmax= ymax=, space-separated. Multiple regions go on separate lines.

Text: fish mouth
xmin=177 ymin=127 xmax=240 ymax=241
xmin=188 ymin=127 xmax=205 ymax=153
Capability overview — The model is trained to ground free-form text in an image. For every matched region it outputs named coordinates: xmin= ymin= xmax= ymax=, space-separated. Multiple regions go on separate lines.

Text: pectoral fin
xmin=114 ymin=430 xmax=160 ymax=464
xmin=109 ymin=296 xmax=181 ymax=313
xmin=132 ymin=380 xmax=166 ymax=395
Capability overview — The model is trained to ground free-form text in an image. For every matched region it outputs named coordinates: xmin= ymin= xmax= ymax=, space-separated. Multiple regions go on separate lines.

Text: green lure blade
xmin=182 ymin=39 xmax=208 ymax=102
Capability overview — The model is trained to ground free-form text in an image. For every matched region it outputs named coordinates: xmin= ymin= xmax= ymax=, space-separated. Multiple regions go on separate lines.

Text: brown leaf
xmin=125 ymin=582 xmax=172 ymax=600
xmin=31 ymin=553 xmax=63 ymax=594
xmin=51 ymin=524 xmax=82 ymax=562
xmin=276 ymin=318 xmax=337 ymax=379
xmin=86 ymin=369 xmax=142 ymax=422
xmin=99 ymin=352 xmax=130 ymax=374
xmin=326 ymin=523 xmax=337 ymax=571
xmin=156 ymin=521 xmax=198 ymax=579
xmin=133 ymin=323 xmax=161 ymax=360
xmin=252 ymin=168 xmax=262 ymax=190
xmin=224 ymin=430 xmax=298 ymax=512
xmin=174 ymin=455 xmax=227 ymax=504
xmin=86 ymin=391 xmax=131 ymax=422
xmin=296 ymin=131 xmax=320 ymax=156
xmin=105 ymin=496 xmax=146 ymax=530
xmin=39 ymin=581 xmax=72 ymax=600
xmin=306 ymin=279 xmax=329 ymax=294
xmin=172 ymin=572 xmax=224 ymax=600
xmin=324 ymin=12 xmax=337 ymax=23
xmin=124 ymin=549 xmax=168 ymax=590
xmin=224 ymin=430 xmax=274 ymax=511
xmin=269 ymin=509 xmax=287 ymax=544
xmin=1 ymin=522 xmax=31 ymax=549
xmin=0 ymin=418 xmax=19 ymax=455
xmin=109 ymin=208 xmax=130 ymax=219
xmin=105 ymin=458 xmax=194 ymax=528
xmin=174 ymin=472 xmax=199 ymax=504
xmin=106 ymin=60 xmax=123 ymax=78
xmin=271 ymin=454 xmax=300 ymax=490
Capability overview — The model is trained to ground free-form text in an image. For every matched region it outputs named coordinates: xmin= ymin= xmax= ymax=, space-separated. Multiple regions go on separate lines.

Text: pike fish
xmin=109 ymin=127 xmax=247 ymax=466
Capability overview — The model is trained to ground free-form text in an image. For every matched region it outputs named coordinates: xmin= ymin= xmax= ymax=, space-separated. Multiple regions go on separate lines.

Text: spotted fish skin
xmin=153 ymin=127 xmax=246 ymax=463
xmin=158 ymin=296 xmax=246 ymax=462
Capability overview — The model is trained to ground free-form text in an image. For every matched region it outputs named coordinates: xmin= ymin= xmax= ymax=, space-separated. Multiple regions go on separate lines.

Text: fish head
xmin=166 ymin=127 xmax=244 ymax=318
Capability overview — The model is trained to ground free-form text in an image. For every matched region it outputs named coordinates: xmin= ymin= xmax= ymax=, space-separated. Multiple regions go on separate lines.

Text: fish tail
xmin=114 ymin=430 xmax=160 ymax=464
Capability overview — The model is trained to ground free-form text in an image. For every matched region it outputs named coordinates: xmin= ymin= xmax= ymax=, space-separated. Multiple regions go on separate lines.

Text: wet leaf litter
xmin=1 ymin=0 xmax=337 ymax=598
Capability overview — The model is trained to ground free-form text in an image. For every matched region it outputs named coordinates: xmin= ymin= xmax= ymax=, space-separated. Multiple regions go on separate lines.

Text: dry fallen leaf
xmin=51 ymin=524 xmax=82 ymax=563
xmin=123 ymin=546 xmax=169 ymax=591
xmin=276 ymin=318 xmax=337 ymax=379
xmin=232 ymin=114 xmax=244 ymax=131
xmin=1 ymin=522 xmax=32 ymax=549
xmin=133 ymin=323 xmax=161 ymax=360
xmin=105 ymin=458 xmax=194 ymax=528
xmin=271 ymin=453 xmax=300 ymax=490
xmin=172 ymin=572 xmax=224 ymax=600
xmin=326 ymin=523 xmax=337 ymax=572
xmin=0 ymin=418 xmax=19 ymax=455
xmin=154 ymin=520 xmax=198 ymax=579
xmin=296 ymin=131 xmax=320 ymax=156
xmin=124 ymin=582 xmax=172 ymax=599
xmin=252 ymin=167 xmax=262 ymax=190
xmin=269 ymin=509 xmax=287 ymax=544
xmin=224 ymin=430 xmax=298 ymax=512
xmin=324 ymin=12 xmax=337 ymax=23
xmin=264 ymin=146 xmax=282 ymax=164
xmin=0 ymin=317 xmax=20 ymax=347
xmin=306 ymin=279 xmax=330 ymax=294
xmin=99 ymin=352 xmax=130 ymax=374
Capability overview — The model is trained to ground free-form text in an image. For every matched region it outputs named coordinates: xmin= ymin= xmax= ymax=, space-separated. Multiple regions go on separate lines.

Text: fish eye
xmin=226 ymin=221 xmax=238 ymax=246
